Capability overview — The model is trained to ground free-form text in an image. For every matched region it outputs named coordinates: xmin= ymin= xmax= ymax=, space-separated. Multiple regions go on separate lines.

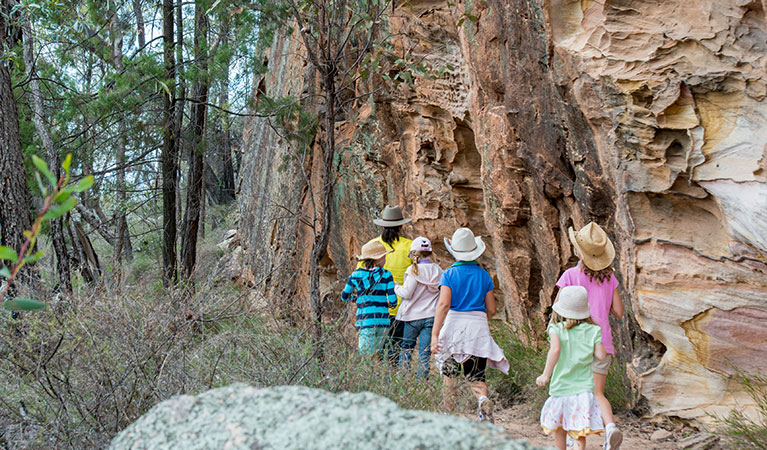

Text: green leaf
xmin=62 ymin=153 xmax=72 ymax=174
xmin=42 ymin=197 xmax=77 ymax=221
xmin=54 ymin=190 xmax=72 ymax=203
xmin=2 ymin=298 xmax=46 ymax=311
xmin=22 ymin=250 xmax=46 ymax=264
xmin=0 ymin=266 xmax=10 ymax=278
xmin=32 ymin=155 xmax=56 ymax=187
xmin=70 ymin=176 xmax=94 ymax=192
xmin=0 ymin=246 xmax=18 ymax=262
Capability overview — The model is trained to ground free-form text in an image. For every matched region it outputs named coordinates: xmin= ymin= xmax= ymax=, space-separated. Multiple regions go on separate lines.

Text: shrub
xmin=718 ymin=372 xmax=767 ymax=449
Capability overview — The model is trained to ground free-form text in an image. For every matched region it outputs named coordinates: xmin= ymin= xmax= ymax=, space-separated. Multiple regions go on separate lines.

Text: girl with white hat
xmin=536 ymin=285 xmax=607 ymax=450
xmin=555 ymin=222 xmax=624 ymax=449
xmin=394 ymin=236 xmax=444 ymax=377
xmin=430 ymin=228 xmax=509 ymax=423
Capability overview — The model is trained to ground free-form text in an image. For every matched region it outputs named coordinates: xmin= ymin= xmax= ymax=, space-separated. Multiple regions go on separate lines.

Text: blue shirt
xmin=341 ymin=267 xmax=397 ymax=329
xmin=439 ymin=262 xmax=494 ymax=312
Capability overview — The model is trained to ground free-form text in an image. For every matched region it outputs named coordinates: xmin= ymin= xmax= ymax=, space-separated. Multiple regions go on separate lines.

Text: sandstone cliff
xmin=238 ymin=0 xmax=767 ymax=423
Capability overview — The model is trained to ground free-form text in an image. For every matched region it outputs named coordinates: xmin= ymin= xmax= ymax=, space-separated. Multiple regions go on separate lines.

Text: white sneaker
xmin=604 ymin=425 xmax=623 ymax=450
xmin=478 ymin=396 xmax=494 ymax=424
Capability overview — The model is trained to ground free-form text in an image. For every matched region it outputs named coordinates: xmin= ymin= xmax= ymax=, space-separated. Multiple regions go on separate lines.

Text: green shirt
xmin=548 ymin=322 xmax=602 ymax=397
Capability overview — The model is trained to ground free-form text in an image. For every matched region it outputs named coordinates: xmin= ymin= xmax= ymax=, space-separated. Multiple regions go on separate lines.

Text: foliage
xmin=718 ymin=372 xmax=767 ymax=449
xmin=0 ymin=154 xmax=93 ymax=311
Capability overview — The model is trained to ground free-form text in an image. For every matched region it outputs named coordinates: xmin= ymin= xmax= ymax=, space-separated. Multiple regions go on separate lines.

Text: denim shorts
xmin=358 ymin=327 xmax=388 ymax=356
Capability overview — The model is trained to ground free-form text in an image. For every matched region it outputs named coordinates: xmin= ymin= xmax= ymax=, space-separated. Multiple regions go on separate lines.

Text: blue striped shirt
xmin=341 ymin=267 xmax=396 ymax=329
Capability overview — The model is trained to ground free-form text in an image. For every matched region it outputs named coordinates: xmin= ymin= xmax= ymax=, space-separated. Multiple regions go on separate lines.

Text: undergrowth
xmin=717 ymin=372 xmax=767 ymax=449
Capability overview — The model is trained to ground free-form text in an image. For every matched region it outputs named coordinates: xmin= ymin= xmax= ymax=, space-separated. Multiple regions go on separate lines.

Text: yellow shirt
xmin=357 ymin=236 xmax=412 ymax=315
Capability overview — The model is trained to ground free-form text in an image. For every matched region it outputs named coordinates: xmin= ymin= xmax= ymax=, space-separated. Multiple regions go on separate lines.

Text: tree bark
xmin=218 ymin=17 xmax=235 ymax=204
xmin=22 ymin=18 xmax=73 ymax=293
xmin=161 ymin=0 xmax=178 ymax=285
xmin=180 ymin=0 xmax=209 ymax=279
xmin=110 ymin=20 xmax=133 ymax=263
xmin=132 ymin=0 xmax=146 ymax=48
xmin=175 ymin=0 xmax=185 ymax=233
xmin=0 ymin=2 xmax=34 ymax=282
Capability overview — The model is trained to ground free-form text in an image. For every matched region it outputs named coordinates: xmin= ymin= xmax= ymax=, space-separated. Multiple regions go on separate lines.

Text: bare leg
xmin=469 ymin=380 xmax=489 ymax=400
xmin=594 ymin=372 xmax=615 ymax=424
xmin=574 ymin=436 xmax=586 ymax=450
xmin=442 ymin=375 xmax=456 ymax=412
xmin=553 ymin=429 xmax=567 ymax=450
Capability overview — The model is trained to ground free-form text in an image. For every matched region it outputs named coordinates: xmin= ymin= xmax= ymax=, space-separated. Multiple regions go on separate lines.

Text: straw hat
xmin=553 ymin=286 xmax=590 ymax=320
xmin=357 ymin=240 xmax=391 ymax=260
xmin=373 ymin=205 xmax=412 ymax=227
xmin=568 ymin=222 xmax=615 ymax=271
xmin=410 ymin=236 xmax=432 ymax=252
xmin=444 ymin=228 xmax=486 ymax=261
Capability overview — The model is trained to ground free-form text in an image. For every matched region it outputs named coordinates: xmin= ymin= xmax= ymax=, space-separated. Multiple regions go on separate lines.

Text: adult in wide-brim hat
xmin=444 ymin=227 xmax=486 ymax=261
xmin=568 ymin=222 xmax=615 ymax=271
xmin=373 ymin=205 xmax=412 ymax=227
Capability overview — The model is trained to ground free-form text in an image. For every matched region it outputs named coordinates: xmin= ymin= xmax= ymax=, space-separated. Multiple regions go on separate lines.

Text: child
xmin=536 ymin=285 xmax=606 ymax=450
xmin=394 ymin=236 xmax=443 ymax=377
xmin=431 ymin=228 xmax=509 ymax=423
xmin=556 ymin=222 xmax=624 ymax=450
xmin=341 ymin=241 xmax=397 ymax=357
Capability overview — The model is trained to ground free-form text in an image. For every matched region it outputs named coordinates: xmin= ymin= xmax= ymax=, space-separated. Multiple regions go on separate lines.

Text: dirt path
xmin=460 ymin=405 xmax=684 ymax=449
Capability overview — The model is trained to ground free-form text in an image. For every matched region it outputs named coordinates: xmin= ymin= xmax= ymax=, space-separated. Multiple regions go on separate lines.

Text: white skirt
xmin=540 ymin=391 xmax=604 ymax=438
xmin=434 ymin=310 xmax=509 ymax=374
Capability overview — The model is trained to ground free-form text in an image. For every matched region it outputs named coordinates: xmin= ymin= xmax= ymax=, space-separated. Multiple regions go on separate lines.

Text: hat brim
xmin=444 ymin=236 xmax=486 ymax=261
xmin=552 ymin=301 xmax=591 ymax=320
xmin=568 ymin=227 xmax=615 ymax=271
xmin=373 ymin=217 xmax=412 ymax=227
xmin=357 ymin=248 xmax=392 ymax=261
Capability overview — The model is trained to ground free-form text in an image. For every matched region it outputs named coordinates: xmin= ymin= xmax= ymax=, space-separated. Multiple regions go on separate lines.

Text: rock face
xmin=108 ymin=384 xmax=543 ymax=449
xmin=238 ymin=0 xmax=767 ymax=423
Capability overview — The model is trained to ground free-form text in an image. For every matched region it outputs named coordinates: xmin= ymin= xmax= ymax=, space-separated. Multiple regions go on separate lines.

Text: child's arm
xmin=610 ymin=289 xmax=624 ymax=319
xmin=384 ymin=272 xmax=397 ymax=309
xmin=485 ymin=290 xmax=496 ymax=319
xmin=430 ymin=286 xmax=452 ymax=353
xmin=536 ymin=332 xmax=561 ymax=387
xmin=394 ymin=271 xmax=417 ymax=299
xmin=340 ymin=276 xmax=356 ymax=302
xmin=594 ymin=342 xmax=607 ymax=361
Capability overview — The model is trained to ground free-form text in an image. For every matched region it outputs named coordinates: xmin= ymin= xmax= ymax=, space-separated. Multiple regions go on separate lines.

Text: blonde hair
xmin=408 ymin=250 xmax=432 ymax=276
xmin=549 ymin=311 xmax=597 ymax=330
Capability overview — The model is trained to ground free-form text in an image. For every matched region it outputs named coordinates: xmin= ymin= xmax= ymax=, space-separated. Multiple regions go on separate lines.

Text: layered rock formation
xmin=238 ymin=0 xmax=767 ymax=423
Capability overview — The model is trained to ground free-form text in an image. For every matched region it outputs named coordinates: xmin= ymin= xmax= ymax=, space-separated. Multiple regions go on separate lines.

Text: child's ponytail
xmin=408 ymin=250 xmax=432 ymax=276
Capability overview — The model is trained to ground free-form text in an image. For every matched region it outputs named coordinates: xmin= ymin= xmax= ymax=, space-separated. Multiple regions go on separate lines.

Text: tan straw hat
xmin=553 ymin=286 xmax=590 ymax=320
xmin=357 ymin=240 xmax=391 ymax=260
xmin=568 ymin=222 xmax=615 ymax=271
xmin=444 ymin=227 xmax=486 ymax=261
xmin=373 ymin=205 xmax=412 ymax=227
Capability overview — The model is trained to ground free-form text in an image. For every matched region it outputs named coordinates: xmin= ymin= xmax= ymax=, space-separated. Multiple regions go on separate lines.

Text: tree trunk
xmin=0 ymin=3 xmax=34 ymax=282
xmin=22 ymin=18 xmax=72 ymax=293
xmin=309 ymin=68 xmax=337 ymax=346
xmin=133 ymin=0 xmax=146 ymax=48
xmin=175 ymin=0 xmax=185 ymax=236
xmin=180 ymin=1 xmax=209 ymax=279
xmin=161 ymin=0 xmax=178 ymax=285
xmin=110 ymin=24 xmax=133 ymax=263
xmin=218 ymin=18 xmax=235 ymax=204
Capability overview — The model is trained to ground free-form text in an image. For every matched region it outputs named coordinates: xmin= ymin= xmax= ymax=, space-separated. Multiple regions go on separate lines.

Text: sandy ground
xmin=458 ymin=404 xmax=688 ymax=449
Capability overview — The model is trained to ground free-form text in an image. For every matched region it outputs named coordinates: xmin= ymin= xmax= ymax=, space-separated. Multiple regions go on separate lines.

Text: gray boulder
xmin=109 ymin=383 xmax=548 ymax=449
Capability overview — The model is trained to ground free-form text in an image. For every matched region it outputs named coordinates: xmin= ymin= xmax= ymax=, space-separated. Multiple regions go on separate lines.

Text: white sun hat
xmin=553 ymin=286 xmax=590 ymax=320
xmin=444 ymin=228 xmax=486 ymax=261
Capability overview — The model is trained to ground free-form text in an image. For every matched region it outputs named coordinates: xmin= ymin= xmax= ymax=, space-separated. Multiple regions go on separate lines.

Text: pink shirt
xmin=556 ymin=265 xmax=619 ymax=354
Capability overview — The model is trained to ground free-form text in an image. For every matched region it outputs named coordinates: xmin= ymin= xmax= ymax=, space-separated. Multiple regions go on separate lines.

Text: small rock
xmin=651 ymin=429 xmax=673 ymax=441
xmin=677 ymin=432 xmax=720 ymax=449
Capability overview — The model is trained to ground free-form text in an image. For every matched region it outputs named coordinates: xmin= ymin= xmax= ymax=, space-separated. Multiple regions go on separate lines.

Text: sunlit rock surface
xmin=238 ymin=0 xmax=767 ymax=423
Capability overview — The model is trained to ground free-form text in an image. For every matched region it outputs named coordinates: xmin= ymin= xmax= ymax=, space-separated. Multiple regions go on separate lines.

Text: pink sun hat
xmin=410 ymin=236 xmax=433 ymax=252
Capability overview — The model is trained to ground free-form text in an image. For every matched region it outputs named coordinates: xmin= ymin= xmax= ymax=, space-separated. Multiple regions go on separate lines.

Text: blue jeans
xmin=400 ymin=317 xmax=434 ymax=377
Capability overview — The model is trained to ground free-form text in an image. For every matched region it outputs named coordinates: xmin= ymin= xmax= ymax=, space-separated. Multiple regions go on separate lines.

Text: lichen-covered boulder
xmin=109 ymin=384 xmax=546 ymax=450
